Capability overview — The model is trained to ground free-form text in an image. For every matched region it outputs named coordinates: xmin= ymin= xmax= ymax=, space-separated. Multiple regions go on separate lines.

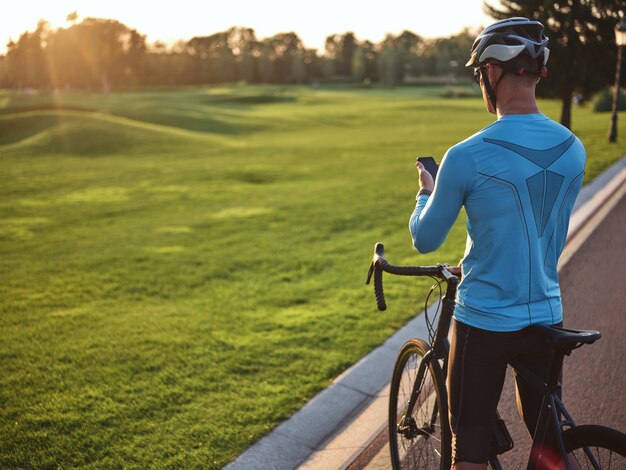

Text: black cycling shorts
xmin=447 ymin=318 xmax=562 ymax=464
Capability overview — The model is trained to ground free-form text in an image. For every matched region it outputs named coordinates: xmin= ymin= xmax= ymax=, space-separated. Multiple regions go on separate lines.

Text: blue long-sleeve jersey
xmin=410 ymin=114 xmax=586 ymax=332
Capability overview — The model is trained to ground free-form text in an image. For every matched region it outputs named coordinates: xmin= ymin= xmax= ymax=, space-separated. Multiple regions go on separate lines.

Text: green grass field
xmin=1 ymin=85 xmax=624 ymax=468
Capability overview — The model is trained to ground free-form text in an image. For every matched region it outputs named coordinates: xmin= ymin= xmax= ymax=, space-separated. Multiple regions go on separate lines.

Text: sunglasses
xmin=473 ymin=66 xmax=483 ymax=84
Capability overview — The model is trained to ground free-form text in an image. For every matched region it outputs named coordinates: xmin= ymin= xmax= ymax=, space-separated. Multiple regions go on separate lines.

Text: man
xmin=409 ymin=18 xmax=586 ymax=469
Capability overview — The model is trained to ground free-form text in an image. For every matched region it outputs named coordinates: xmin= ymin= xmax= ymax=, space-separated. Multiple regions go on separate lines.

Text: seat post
xmin=546 ymin=348 xmax=565 ymax=393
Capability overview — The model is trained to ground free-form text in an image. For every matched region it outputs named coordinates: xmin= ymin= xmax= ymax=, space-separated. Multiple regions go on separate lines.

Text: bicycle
xmin=366 ymin=242 xmax=626 ymax=469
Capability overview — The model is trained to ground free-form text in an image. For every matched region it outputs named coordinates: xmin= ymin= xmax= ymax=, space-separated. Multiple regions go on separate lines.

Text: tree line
xmin=1 ymin=0 xmax=624 ymax=129
xmin=0 ymin=14 xmax=476 ymax=93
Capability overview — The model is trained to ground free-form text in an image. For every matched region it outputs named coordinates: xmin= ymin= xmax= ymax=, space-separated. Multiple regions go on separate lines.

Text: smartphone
xmin=417 ymin=156 xmax=439 ymax=181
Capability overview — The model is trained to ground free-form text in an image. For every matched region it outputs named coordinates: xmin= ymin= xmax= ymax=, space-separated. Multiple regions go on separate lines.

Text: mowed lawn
xmin=0 ymin=85 xmax=624 ymax=468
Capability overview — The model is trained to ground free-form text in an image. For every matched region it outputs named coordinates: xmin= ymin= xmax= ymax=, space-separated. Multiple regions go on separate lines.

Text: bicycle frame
xmin=507 ymin=357 xmax=601 ymax=470
xmin=368 ymin=243 xmax=613 ymax=470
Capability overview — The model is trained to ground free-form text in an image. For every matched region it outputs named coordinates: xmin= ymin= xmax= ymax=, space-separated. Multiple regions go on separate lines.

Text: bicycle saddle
xmin=527 ymin=324 xmax=601 ymax=350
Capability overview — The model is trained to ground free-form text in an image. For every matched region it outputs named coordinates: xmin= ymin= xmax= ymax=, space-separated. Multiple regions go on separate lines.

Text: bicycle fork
xmin=398 ymin=349 xmax=440 ymax=440
xmin=397 ymin=285 xmax=456 ymax=442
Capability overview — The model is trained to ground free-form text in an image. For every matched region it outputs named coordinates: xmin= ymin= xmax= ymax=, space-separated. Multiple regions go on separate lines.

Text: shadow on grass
xmin=205 ymin=94 xmax=297 ymax=106
xmin=0 ymin=114 xmax=182 ymax=156
xmin=0 ymin=114 xmax=61 ymax=146
xmin=111 ymin=109 xmax=263 ymax=135
xmin=0 ymin=104 xmax=96 ymax=115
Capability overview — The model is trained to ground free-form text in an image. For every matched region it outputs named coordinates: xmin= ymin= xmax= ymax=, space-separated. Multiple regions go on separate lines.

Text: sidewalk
xmin=224 ymin=155 xmax=626 ymax=470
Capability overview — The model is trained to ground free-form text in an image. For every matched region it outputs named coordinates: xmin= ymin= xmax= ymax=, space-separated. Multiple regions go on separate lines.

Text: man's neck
xmin=496 ymin=98 xmax=540 ymax=118
xmin=495 ymin=79 xmax=540 ymax=118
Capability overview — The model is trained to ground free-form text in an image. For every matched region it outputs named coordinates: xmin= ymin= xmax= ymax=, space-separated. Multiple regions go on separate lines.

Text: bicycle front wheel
xmin=562 ymin=424 xmax=626 ymax=468
xmin=388 ymin=338 xmax=451 ymax=469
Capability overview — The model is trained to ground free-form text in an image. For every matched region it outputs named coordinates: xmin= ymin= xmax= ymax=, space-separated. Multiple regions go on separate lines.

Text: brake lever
xmin=366 ymin=261 xmax=375 ymax=285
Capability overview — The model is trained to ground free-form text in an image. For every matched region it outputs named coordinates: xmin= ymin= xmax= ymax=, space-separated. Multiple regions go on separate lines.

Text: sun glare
xmin=3 ymin=0 xmax=492 ymax=54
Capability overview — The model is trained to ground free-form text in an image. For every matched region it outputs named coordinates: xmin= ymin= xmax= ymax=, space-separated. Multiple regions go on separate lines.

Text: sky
xmin=3 ymin=0 xmax=496 ymax=54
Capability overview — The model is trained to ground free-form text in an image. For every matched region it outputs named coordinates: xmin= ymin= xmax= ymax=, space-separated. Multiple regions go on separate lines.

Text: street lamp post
xmin=609 ymin=22 xmax=626 ymax=143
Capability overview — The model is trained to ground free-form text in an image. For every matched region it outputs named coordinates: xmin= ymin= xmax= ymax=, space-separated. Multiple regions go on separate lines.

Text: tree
xmin=291 ymin=50 xmax=305 ymax=84
xmin=122 ymin=28 xmax=147 ymax=87
xmin=186 ymin=32 xmax=236 ymax=84
xmin=324 ymin=32 xmax=357 ymax=77
xmin=372 ymin=31 xmax=424 ymax=84
xmin=484 ymin=0 xmax=626 ymax=129
xmin=396 ymin=30 xmax=423 ymax=78
xmin=66 ymin=11 xmax=78 ymax=24
xmin=5 ymin=17 xmax=148 ymax=92
xmin=258 ymin=43 xmax=274 ymax=83
xmin=321 ymin=56 xmax=334 ymax=80
xmin=74 ymin=18 xmax=142 ymax=93
xmin=46 ymin=24 xmax=85 ymax=89
xmin=144 ymin=42 xmax=193 ymax=86
xmin=351 ymin=46 xmax=366 ymax=82
xmin=324 ymin=34 xmax=340 ymax=79
xmin=6 ymin=20 xmax=49 ymax=89
xmin=238 ymin=43 xmax=257 ymax=84
xmin=340 ymin=32 xmax=357 ymax=76
xmin=423 ymin=29 xmax=475 ymax=79
xmin=377 ymin=34 xmax=400 ymax=86
xmin=227 ymin=27 xmax=258 ymax=83
xmin=359 ymin=40 xmax=378 ymax=81
xmin=302 ymin=48 xmax=323 ymax=82
xmin=0 ymin=55 xmax=10 ymax=88
xmin=263 ymin=32 xmax=304 ymax=83
xmin=348 ymin=40 xmax=379 ymax=83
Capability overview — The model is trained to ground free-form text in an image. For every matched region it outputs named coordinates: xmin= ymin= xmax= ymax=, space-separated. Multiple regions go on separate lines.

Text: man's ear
xmin=486 ymin=63 xmax=501 ymax=84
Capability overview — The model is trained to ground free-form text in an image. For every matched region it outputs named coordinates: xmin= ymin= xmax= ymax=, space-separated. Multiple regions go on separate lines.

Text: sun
xmin=3 ymin=0 xmax=491 ymax=55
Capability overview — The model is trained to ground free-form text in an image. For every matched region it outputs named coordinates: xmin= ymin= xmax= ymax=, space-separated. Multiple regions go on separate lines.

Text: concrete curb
xmin=224 ymin=154 xmax=626 ymax=470
xmin=572 ymin=155 xmax=626 ymax=213
xmin=567 ymin=157 xmax=626 ymax=243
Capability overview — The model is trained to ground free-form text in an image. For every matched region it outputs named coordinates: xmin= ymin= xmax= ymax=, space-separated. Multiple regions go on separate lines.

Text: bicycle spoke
xmin=566 ymin=445 xmax=622 ymax=470
xmin=390 ymin=340 xmax=450 ymax=469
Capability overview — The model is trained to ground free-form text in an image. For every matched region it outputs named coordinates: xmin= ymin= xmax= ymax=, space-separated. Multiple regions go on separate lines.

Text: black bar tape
xmin=374 ymin=265 xmax=387 ymax=311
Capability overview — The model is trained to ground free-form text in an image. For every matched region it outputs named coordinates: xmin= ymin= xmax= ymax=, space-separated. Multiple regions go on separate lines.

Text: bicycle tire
xmin=388 ymin=339 xmax=452 ymax=469
xmin=560 ymin=424 xmax=626 ymax=469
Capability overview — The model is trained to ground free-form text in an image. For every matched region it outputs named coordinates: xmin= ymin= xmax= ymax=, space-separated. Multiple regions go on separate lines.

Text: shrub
xmin=440 ymin=86 xmax=481 ymax=99
xmin=592 ymin=87 xmax=626 ymax=112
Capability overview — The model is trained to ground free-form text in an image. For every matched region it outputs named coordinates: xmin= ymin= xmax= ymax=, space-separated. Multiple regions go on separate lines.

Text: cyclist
xmin=409 ymin=18 xmax=586 ymax=469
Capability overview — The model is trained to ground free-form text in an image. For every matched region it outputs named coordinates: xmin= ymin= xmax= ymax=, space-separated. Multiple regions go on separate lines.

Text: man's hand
xmin=416 ymin=161 xmax=435 ymax=192
xmin=448 ymin=260 xmax=463 ymax=277
xmin=448 ymin=266 xmax=462 ymax=276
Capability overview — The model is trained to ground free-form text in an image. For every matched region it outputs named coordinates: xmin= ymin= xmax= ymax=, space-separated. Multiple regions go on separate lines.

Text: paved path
xmin=351 ymin=179 xmax=626 ymax=469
